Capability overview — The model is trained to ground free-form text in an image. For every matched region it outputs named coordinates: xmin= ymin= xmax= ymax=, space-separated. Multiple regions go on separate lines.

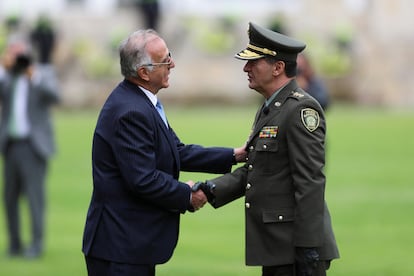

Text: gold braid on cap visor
xmin=247 ymin=43 xmax=277 ymax=56
xmin=238 ymin=49 xmax=264 ymax=59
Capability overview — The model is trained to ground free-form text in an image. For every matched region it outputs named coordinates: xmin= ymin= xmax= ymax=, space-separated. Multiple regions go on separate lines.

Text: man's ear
xmin=273 ymin=61 xmax=285 ymax=77
xmin=137 ymin=67 xmax=150 ymax=81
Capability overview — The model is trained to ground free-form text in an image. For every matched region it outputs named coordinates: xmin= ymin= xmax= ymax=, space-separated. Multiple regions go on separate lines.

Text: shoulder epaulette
xmin=289 ymin=91 xmax=305 ymax=100
xmin=292 ymin=91 xmax=304 ymax=98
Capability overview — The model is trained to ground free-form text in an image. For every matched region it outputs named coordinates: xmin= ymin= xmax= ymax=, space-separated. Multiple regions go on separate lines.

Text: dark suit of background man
xmin=134 ymin=0 xmax=160 ymax=30
xmin=194 ymin=22 xmax=339 ymax=276
xmin=0 ymin=39 xmax=60 ymax=258
xmin=30 ymin=15 xmax=56 ymax=65
xmin=82 ymin=29 xmax=246 ymax=276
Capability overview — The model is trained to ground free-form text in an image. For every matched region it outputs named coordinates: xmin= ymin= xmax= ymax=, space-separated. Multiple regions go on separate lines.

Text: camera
xmin=11 ymin=54 xmax=32 ymax=75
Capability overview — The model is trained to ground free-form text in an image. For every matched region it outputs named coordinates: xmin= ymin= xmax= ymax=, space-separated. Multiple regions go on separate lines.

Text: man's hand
xmin=191 ymin=181 xmax=216 ymax=204
xmin=187 ymin=181 xmax=207 ymax=211
xmin=233 ymin=144 xmax=248 ymax=163
xmin=191 ymin=190 xmax=207 ymax=211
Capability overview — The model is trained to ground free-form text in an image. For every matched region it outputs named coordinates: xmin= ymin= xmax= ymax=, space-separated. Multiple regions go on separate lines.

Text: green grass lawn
xmin=0 ymin=104 xmax=413 ymax=275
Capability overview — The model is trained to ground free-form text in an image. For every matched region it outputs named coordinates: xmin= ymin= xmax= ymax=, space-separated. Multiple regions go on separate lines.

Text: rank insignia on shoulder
xmin=301 ymin=108 xmax=319 ymax=132
xmin=292 ymin=91 xmax=304 ymax=98
xmin=259 ymin=126 xmax=278 ymax=138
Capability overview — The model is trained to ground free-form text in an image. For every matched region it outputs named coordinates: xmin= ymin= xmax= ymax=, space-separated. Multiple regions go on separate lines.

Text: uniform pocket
xmin=253 ymin=139 xmax=281 ymax=174
xmin=262 ymin=209 xmax=294 ymax=223
xmin=255 ymin=139 xmax=278 ymax=152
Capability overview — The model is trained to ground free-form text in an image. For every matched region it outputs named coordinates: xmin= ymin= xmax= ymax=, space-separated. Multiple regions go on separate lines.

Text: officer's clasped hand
xmin=191 ymin=181 xmax=216 ymax=204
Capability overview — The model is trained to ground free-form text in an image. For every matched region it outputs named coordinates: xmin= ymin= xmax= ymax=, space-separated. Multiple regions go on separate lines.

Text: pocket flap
xmin=255 ymin=139 xmax=278 ymax=152
xmin=262 ymin=209 xmax=294 ymax=223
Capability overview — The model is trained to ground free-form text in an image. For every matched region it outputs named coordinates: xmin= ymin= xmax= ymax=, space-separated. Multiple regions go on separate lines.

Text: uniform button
xmin=245 ymin=203 xmax=250 ymax=208
xmin=246 ymin=183 xmax=251 ymax=190
xmin=275 ymin=101 xmax=281 ymax=107
xmin=278 ymin=215 xmax=283 ymax=220
xmin=263 ymin=144 xmax=267 ymax=149
xmin=248 ymin=164 xmax=253 ymax=171
xmin=245 ymin=157 xmax=249 ymax=161
xmin=249 ymin=145 xmax=254 ymax=151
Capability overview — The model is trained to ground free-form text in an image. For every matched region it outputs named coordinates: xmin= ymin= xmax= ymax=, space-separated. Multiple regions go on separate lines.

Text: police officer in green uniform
xmin=193 ymin=22 xmax=339 ymax=276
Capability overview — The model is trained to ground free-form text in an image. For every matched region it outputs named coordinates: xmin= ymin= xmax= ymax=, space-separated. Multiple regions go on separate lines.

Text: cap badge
xmin=301 ymin=108 xmax=320 ymax=132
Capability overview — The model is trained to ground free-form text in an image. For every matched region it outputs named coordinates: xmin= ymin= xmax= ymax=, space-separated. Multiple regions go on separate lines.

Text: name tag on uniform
xmin=259 ymin=126 xmax=278 ymax=138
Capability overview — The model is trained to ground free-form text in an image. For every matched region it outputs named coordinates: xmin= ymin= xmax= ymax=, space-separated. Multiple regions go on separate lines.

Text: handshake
xmin=188 ymin=181 xmax=216 ymax=212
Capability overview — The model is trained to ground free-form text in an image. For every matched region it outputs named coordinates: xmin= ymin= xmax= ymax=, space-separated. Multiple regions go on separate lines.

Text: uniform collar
xmin=266 ymin=79 xmax=299 ymax=108
xmin=264 ymin=81 xmax=289 ymax=107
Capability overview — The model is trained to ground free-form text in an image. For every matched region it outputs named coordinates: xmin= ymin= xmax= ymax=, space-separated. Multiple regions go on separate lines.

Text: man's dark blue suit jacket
xmin=82 ymin=80 xmax=234 ymax=265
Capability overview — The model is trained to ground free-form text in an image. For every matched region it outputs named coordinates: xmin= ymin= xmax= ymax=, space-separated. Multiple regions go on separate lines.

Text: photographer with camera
xmin=0 ymin=39 xmax=60 ymax=259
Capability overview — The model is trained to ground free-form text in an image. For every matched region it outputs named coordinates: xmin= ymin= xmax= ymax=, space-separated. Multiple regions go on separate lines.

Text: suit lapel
xmin=130 ymin=82 xmax=181 ymax=171
xmin=158 ymin=119 xmax=180 ymax=167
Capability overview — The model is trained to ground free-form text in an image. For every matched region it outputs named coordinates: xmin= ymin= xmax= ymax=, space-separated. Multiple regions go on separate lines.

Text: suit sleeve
xmin=111 ymin=110 xmax=191 ymax=213
xmin=170 ymin=128 xmax=235 ymax=174
xmin=286 ymin=99 xmax=326 ymax=247
xmin=209 ymin=165 xmax=248 ymax=208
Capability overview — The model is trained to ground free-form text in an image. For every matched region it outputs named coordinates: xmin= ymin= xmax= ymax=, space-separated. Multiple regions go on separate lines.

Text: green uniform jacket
xmin=211 ymin=79 xmax=339 ymax=266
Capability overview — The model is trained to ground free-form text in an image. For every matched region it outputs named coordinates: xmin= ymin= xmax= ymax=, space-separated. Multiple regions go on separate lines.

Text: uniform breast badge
xmin=301 ymin=108 xmax=320 ymax=132
xmin=259 ymin=126 xmax=278 ymax=138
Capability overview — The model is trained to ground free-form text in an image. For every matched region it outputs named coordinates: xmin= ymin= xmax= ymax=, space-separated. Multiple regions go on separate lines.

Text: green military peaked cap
xmin=235 ymin=22 xmax=306 ymax=61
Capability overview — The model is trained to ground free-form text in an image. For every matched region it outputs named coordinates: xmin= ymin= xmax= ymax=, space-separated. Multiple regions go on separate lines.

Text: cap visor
xmin=234 ymin=49 xmax=264 ymax=60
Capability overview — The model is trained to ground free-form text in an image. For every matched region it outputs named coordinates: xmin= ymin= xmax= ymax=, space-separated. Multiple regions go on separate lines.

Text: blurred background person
xmin=30 ymin=14 xmax=56 ymax=65
xmin=134 ymin=0 xmax=160 ymax=30
xmin=0 ymin=38 xmax=60 ymax=259
xmin=296 ymin=53 xmax=330 ymax=111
